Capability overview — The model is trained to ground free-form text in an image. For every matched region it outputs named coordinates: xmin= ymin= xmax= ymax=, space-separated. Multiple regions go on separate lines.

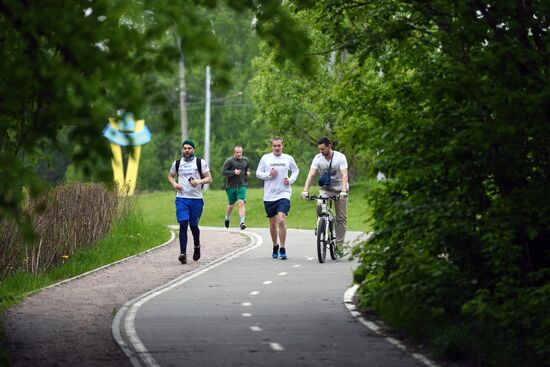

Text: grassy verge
xmin=1 ymin=185 xmax=370 ymax=312
xmin=0 ymin=210 xmax=169 ymax=314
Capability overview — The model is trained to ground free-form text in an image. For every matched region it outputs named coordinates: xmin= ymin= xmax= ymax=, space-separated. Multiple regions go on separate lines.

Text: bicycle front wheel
xmin=316 ymin=217 xmax=327 ymax=263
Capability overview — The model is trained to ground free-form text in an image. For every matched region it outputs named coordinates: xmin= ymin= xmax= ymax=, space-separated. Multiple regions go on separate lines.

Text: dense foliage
xmin=251 ymin=1 xmax=549 ymax=365
xmin=0 ymin=0 xmax=311 ymax=230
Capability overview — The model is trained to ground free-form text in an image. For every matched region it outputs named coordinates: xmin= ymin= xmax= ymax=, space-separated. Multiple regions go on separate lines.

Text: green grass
xmin=139 ymin=186 xmax=371 ymax=232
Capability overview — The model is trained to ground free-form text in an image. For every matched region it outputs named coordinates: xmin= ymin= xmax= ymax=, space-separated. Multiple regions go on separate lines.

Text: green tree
xmin=252 ymin=1 xmax=549 ymax=365
xmin=0 ymin=0 xmax=311 ymax=230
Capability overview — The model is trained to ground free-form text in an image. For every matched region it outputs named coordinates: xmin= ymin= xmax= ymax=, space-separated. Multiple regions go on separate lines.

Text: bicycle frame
xmin=307 ymin=195 xmax=338 ymax=263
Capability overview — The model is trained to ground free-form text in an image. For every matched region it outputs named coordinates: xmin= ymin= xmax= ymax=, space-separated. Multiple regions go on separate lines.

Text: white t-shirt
xmin=311 ymin=150 xmax=348 ymax=191
xmin=256 ymin=153 xmax=300 ymax=201
xmin=170 ymin=157 xmax=210 ymax=199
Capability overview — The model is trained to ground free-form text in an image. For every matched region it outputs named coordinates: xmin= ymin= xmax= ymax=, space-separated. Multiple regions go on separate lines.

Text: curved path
xmin=114 ymin=228 xmax=429 ymax=367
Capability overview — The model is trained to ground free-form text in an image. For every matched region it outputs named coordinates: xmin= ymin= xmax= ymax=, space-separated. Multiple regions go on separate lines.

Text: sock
xmin=225 ymin=214 xmax=230 ymax=221
xmin=240 ymin=215 xmax=245 ymax=224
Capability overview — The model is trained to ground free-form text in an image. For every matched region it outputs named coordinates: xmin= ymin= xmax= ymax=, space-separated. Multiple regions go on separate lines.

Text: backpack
xmin=175 ymin=157 xmax=204 ymax=189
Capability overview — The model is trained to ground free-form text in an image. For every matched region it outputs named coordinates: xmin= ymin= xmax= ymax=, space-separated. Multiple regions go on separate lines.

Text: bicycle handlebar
xmin=305 ymin=194 xmax=340 ymax=202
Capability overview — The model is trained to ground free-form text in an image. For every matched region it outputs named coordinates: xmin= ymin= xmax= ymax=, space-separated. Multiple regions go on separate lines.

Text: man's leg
xmin=225 ymin=203 xmax=234 ymax=228
xmin=238 ymin=200 xmax=246 ymax=229
xmin=178 ymin=220 xmax=189 ymax=263
xmin=335 ymin=196 xmax=348 ymax=251
xmin=176 ymin=198 xmax=191 ymax=264
xmin=225 ymin=188 xmax=236 ymax=228
xmin=269 ymin=215 xmax=278 ymax=245
xmin=190 ymin=225 xmax=201 ymax=260
xmin=189 ymin=199 xmax=204 ymax=261
xmin=277 ymin=212 xmax=287 ymax=247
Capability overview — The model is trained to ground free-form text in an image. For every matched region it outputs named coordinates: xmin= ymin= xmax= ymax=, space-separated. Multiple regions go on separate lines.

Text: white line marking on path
xmin=249 ymin=291 xmax=259 ymax=296
xmin=269 ymin=342 xmax=285 ymax=351
xmin=293 ymin=264 xmax=301 ymax=268
xmin=344 ymin=284 xmax=440 ymax=367
xmin=242 ymin=313 xmax=252 ymax=317
xmin=250 ymin=326 xmax=263 ymax=332
xmin=241 ymin=302 xmax=252 ymax=307
xmin=262 ymin=280 xmax=272 ymax=285
xmin=306 ymin=257 xmax=314 ymax=261
xmin=113 ymin=231 xmax=263 ymax=367
xmin=278 ymin=272 xmax=287 ymax=276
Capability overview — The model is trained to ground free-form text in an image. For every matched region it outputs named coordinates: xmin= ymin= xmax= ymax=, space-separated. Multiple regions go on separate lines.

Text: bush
xmin=0 ymin=182 xmax=118 ymax=278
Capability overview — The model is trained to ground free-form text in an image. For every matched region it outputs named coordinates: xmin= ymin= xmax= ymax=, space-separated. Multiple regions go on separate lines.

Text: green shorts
xmin=226 ymin=186 xmax=247 ymax=205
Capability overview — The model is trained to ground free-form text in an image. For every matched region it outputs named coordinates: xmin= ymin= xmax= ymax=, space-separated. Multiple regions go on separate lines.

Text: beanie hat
xmin=182 ymin=139 xmax=195 ymax=148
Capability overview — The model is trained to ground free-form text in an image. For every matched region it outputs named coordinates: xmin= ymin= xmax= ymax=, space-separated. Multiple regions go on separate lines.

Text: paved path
xmin=115 ymin=228 xmax=427 ymax=367
xmin=2 ymin=228 xmax=248 ymax=367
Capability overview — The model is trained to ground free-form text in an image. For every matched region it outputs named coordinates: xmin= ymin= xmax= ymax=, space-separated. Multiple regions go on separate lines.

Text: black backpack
xmin=175 ymin=157 xmax=204 ymax=189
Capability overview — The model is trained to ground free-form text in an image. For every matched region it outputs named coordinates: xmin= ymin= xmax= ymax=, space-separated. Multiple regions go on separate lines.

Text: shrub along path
xmin=2 ymin=228 xmax=249 ymax=367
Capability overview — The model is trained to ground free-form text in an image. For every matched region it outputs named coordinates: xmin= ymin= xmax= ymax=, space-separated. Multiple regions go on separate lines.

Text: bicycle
xmin=306 ymin=195 xmax=339 ymax=263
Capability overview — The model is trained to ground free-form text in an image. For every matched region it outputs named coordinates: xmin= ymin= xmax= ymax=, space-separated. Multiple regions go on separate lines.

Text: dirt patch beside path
xmin=1 ymin=228 xmax=249 ymax=367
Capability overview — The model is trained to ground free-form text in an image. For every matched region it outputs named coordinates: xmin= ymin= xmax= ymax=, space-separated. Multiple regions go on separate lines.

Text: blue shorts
xmin=264 ymin=198 xmax=291 ymax=218
xmin=175 ymin=198 xmax=204 ymax=226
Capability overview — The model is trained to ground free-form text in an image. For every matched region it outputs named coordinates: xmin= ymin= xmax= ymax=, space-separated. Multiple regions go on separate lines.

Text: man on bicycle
xmin=301 ymin=137 xmax=349 ymax=255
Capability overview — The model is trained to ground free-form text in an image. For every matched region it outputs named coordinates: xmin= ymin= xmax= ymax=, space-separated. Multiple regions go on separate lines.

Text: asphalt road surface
xmin=114 ymin=228 xmax=428 ymax=367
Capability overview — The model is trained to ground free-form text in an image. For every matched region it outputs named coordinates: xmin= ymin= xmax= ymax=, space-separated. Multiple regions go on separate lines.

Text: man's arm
xmin=287 ymin=156 xmax=300 ymax=184
xmin=340 ymin=167 xmax=349 ymax=195
xmin=200 ymin=171 xmax=213 ymax=185
xmin=222 ymin=158 xmax=234 ymax=177
xmin=256 ymin=156 xmax=271 ymax=180
xmin=168 ymin=171 xmax=181 ymax=191
xmin=302 ymin=167 xmax=318 ymax=194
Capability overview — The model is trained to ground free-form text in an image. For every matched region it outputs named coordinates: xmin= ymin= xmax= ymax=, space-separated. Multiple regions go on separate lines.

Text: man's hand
xmin=339 ymin=191 xmax=348 ymax=199
xmin=269 ymin=167 xmax=278 ymax=177
xmin=234 ymin=168 xmax=242 ymax=175
xmin=301 ymin=191 xmax=309 ymax=200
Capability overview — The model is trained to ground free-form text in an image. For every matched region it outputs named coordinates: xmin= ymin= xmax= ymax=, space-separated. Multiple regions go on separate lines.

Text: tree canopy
xmin=0 ymin=0 xmax=311 ymax=228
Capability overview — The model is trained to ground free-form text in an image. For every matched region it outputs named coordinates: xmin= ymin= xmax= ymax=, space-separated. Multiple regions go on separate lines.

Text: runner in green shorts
xmin=222 ymin=145 xmax=250 ymax=229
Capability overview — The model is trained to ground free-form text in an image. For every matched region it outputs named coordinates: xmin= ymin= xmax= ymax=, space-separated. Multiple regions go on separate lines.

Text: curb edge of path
xmin=112 ymin=230 xmax=263 ymax=367
xmin=344 ymin=284 xmax=441 ymax=367
xmin=20 ymin=230 xmax=176 ymax=298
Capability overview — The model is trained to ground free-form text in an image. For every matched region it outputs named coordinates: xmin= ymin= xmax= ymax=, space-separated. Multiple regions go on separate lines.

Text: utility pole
xmin=176 ymin=33 xmax=188 ymax=142
xmin=204 ymin=65 xmax=211 ymax=190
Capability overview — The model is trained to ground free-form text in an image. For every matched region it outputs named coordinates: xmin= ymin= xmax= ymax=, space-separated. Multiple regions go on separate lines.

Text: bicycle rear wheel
xmin=316 ymin=217 xmax=327 ymax=263
xmin=329 ymin=219 xmax=337 ymax=260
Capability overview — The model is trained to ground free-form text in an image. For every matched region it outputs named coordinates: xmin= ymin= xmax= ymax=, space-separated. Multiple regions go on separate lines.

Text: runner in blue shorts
xmin=168 ymin=139 xmax=212 ymax=264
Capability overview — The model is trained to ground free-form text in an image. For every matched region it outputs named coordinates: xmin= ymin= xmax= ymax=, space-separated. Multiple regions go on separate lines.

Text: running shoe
xmin=224 ymin=219 xmax=230 ymax=228
xmin=240 ymin=223 xmax=246 ymax=230
xmin=193 ymin=246 xmax=201 ymax=261
xmin=178 ymin=253 xmax=187 ymax=264
xmin=272 ymin=244 xmax=279 ymax=259
xmin=279 ymin=247 xmax=287 ymax=260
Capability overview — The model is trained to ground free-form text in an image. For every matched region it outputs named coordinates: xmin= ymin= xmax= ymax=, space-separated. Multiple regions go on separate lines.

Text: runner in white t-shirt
xmin=256 ymin=137 xmax=300 ymax=260
xmin=301 ymin=137 xmax=349 ymax=256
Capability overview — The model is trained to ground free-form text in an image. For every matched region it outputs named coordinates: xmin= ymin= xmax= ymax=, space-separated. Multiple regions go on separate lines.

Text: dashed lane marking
xmin=269 ymin=342 xmax=285 ymax=351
